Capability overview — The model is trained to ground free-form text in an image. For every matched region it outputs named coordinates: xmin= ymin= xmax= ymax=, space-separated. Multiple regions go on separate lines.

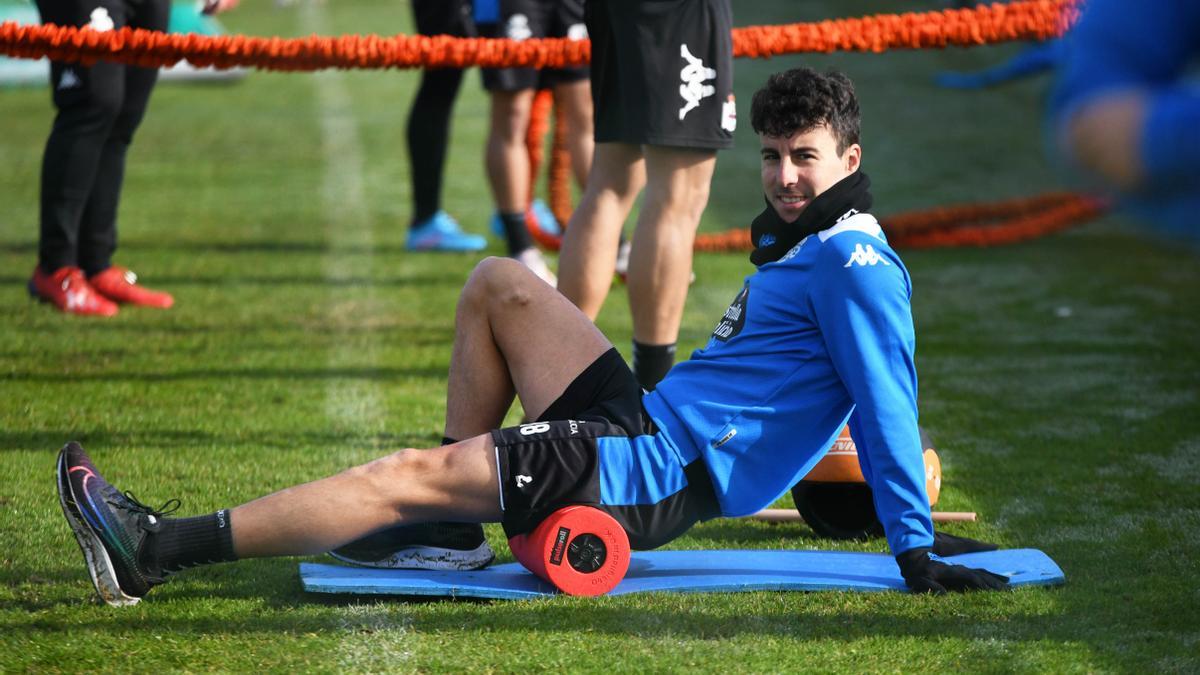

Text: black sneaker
xmin=330 ymin=522 xmax=495 ymax=571
xmin=57 ymin=442 xmax=173 ymax=606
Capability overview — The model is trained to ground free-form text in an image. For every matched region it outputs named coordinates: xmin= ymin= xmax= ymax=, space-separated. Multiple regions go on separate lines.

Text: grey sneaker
xmin=330 ymin=522 xmax=495 ymax=571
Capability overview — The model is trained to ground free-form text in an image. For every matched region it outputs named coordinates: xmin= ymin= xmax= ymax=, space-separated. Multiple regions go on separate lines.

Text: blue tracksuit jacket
xmin=638 ymin=212 xmax=934 ymax=556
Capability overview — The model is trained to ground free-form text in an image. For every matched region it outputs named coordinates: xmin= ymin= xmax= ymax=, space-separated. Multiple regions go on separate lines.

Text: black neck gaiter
xmin=750 ymin=170 xmax=874 ymax=266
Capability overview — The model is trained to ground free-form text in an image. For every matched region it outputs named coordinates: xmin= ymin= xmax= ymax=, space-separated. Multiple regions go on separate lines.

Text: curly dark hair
xmin=750 ymin=68 xmax=861 ymax=154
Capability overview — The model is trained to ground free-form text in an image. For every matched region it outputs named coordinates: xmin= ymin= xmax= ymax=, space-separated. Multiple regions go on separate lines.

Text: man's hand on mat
xmin=932 ymin=531 xmax=998 ymax=557
xmin=896 ymin=548 xmax=1010 ymax=593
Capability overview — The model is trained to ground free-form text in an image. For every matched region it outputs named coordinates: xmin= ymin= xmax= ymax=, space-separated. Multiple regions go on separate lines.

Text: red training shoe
xmin=88 ymin=266 xmax=174 ymax=309
xmin=28 ymin=266 xmax=119 ymax=317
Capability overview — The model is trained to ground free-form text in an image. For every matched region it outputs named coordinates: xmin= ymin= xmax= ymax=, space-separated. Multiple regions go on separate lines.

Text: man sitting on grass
xmin=57 ymin=68 xmax=1009 ymax=607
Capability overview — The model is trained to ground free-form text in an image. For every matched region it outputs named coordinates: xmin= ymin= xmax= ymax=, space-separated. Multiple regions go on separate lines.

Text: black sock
xmin=632 ymin=340 xmax=677 ymax=391
xmin=499 ymin=211 xmax=533 ymax=256
xmin=154 ymin=510 xmax=237 ymax=573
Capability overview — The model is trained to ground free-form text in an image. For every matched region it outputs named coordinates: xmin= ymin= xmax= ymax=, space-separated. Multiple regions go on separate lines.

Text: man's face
xmin=760 ymin=124 xmax=861 ymax=222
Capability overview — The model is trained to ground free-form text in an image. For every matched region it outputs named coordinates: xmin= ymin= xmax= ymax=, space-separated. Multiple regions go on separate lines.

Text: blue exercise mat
xmin=299 ymin=548 xmax=1064 ymax=600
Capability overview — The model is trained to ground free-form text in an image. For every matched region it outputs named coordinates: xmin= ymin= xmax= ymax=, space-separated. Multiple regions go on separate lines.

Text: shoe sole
xmin=328 ymin=542 xmax=495 ymax=571
xmin=56 ymin=449 xmax=141 ymax=607
xmin=100 ymin=295 xmax=174 ymax=309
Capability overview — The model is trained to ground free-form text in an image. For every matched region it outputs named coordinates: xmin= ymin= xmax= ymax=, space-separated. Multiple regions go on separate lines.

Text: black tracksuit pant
xmin=406 ymin=0 xmax=475 ymax=224
xmin=35 ymin=0 xmax=169 ymax=275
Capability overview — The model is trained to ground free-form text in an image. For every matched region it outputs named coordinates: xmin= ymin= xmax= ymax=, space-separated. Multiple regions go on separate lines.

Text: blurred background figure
xmin=27 ymin=0 xmax=239 ymax=316
xmin=558 ymin=0 xmax=735 ymax=390
xmin=402 ymin=0 xmax=488 ymax=253
xmin=1048 ymin=0 xmax=1199 ymax=247
xmin=480 ymin=0 xmax=594 ymax=284
xmin=936 ymin=41 xmax=1062 ymax=90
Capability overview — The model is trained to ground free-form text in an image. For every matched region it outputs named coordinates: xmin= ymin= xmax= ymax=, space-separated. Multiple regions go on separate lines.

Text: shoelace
xmin=107 ymin=491 xmax=182 ymax=519
xmin=108 ymin=492 xmax=185 ymax=578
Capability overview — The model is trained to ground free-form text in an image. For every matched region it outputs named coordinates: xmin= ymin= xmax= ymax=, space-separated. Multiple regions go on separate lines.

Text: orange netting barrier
xmin=690 ymin=192 xmax=1109 ymax=253
xmin=523 ymin=88 xmax=566 ymax=251
xmin=882 ymin=192 xmax=1108 ymax=248
xmin=0 ymin=0 xmax=1082 ymax=71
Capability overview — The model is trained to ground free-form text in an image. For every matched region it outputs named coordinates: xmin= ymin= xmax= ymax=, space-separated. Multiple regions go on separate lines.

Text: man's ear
xmin=843 ymin=144 xmax=862 ymax=173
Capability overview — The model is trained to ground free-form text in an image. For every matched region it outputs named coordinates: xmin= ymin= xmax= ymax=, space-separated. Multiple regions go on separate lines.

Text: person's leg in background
xmin=404 ymin=0 xmax=487 ymax=253
xmin=554 ymin=78 xmax=594 ymax=189
xmin=625 ymin=147 xmax=716 ymax=388
xmin=80 ymin=0 xmax=175 ymax=308
xmin=559 ymin=145 xmax=714 ymax=390
xmin=546 ymin=0 xmax=593 ymax=189
xmin=485 ymin=86 xmax=546 ymax=274
xmin=557 ymin=142 xmax=645 ymax=319
xmin=30 ymin=0 xmax=126 ymax=316
xmin=481 ymin=0 xmax=560 ymax=284
xmin=558 ymin=0 xmax=733 ymax=389
xmin=31 ymin=0 xmax=178 ymax=313
xmin=556 ymin=0 xmax=641 ymax=320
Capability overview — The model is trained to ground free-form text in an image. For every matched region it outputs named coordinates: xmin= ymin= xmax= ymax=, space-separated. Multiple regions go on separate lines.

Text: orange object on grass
xmin=803 ymin=426 xmax=942 ymax=506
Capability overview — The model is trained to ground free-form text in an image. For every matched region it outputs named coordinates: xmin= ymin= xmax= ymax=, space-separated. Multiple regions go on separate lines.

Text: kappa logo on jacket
xmin=843 ymin=243 xmax=890 ymax=268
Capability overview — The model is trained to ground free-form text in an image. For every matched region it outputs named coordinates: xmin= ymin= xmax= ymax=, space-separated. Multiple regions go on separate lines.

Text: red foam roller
xmin=507 ymin=505 xmax=630 ymax=596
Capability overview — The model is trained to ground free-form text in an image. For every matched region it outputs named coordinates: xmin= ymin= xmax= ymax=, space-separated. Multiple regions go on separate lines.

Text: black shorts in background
xmin=412 ymin=0 xmax=475 ymax=37
xmin=481 ymin=0 xmax=590 ymax=91
xmin=587 ymin=0 xmax=735 ymax=149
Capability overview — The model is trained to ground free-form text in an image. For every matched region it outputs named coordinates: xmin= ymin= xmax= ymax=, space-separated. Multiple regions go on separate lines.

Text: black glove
xmin=932 ymin=531 xmax=998 ymax=557
xmin=895 ymin=548 xmax=1010 ymax=594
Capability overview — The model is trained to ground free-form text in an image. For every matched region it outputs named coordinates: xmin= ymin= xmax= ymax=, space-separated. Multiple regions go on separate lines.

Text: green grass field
xmin=2 ymin=0 xmax=1199 ymax=671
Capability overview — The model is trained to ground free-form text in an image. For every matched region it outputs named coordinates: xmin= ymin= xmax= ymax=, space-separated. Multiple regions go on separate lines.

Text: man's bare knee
xmin=461 ymin=257 xmax=501 ymax=307
xmin=462 ymin=257 xmax=515 ymax=309
xmin=357 ymin=448 xmax=450 ymax=515
xmin=335 ymin=450 xmax=421 ymax=519
xmin=463 ymin=257 xmax=540 ymax=313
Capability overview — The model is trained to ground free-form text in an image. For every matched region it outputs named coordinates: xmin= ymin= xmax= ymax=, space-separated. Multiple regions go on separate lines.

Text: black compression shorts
xmin=587 ymin=0 xmax=735 ymax=149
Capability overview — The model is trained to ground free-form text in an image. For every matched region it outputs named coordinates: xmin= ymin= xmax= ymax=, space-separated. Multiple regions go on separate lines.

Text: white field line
xmin=298 ymin=4 xmax=406 ymax=660
xmin=335 ymin=604 xmax=415 ymax=671
xmin=298 ymin=3 xmax=385 ymax=430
